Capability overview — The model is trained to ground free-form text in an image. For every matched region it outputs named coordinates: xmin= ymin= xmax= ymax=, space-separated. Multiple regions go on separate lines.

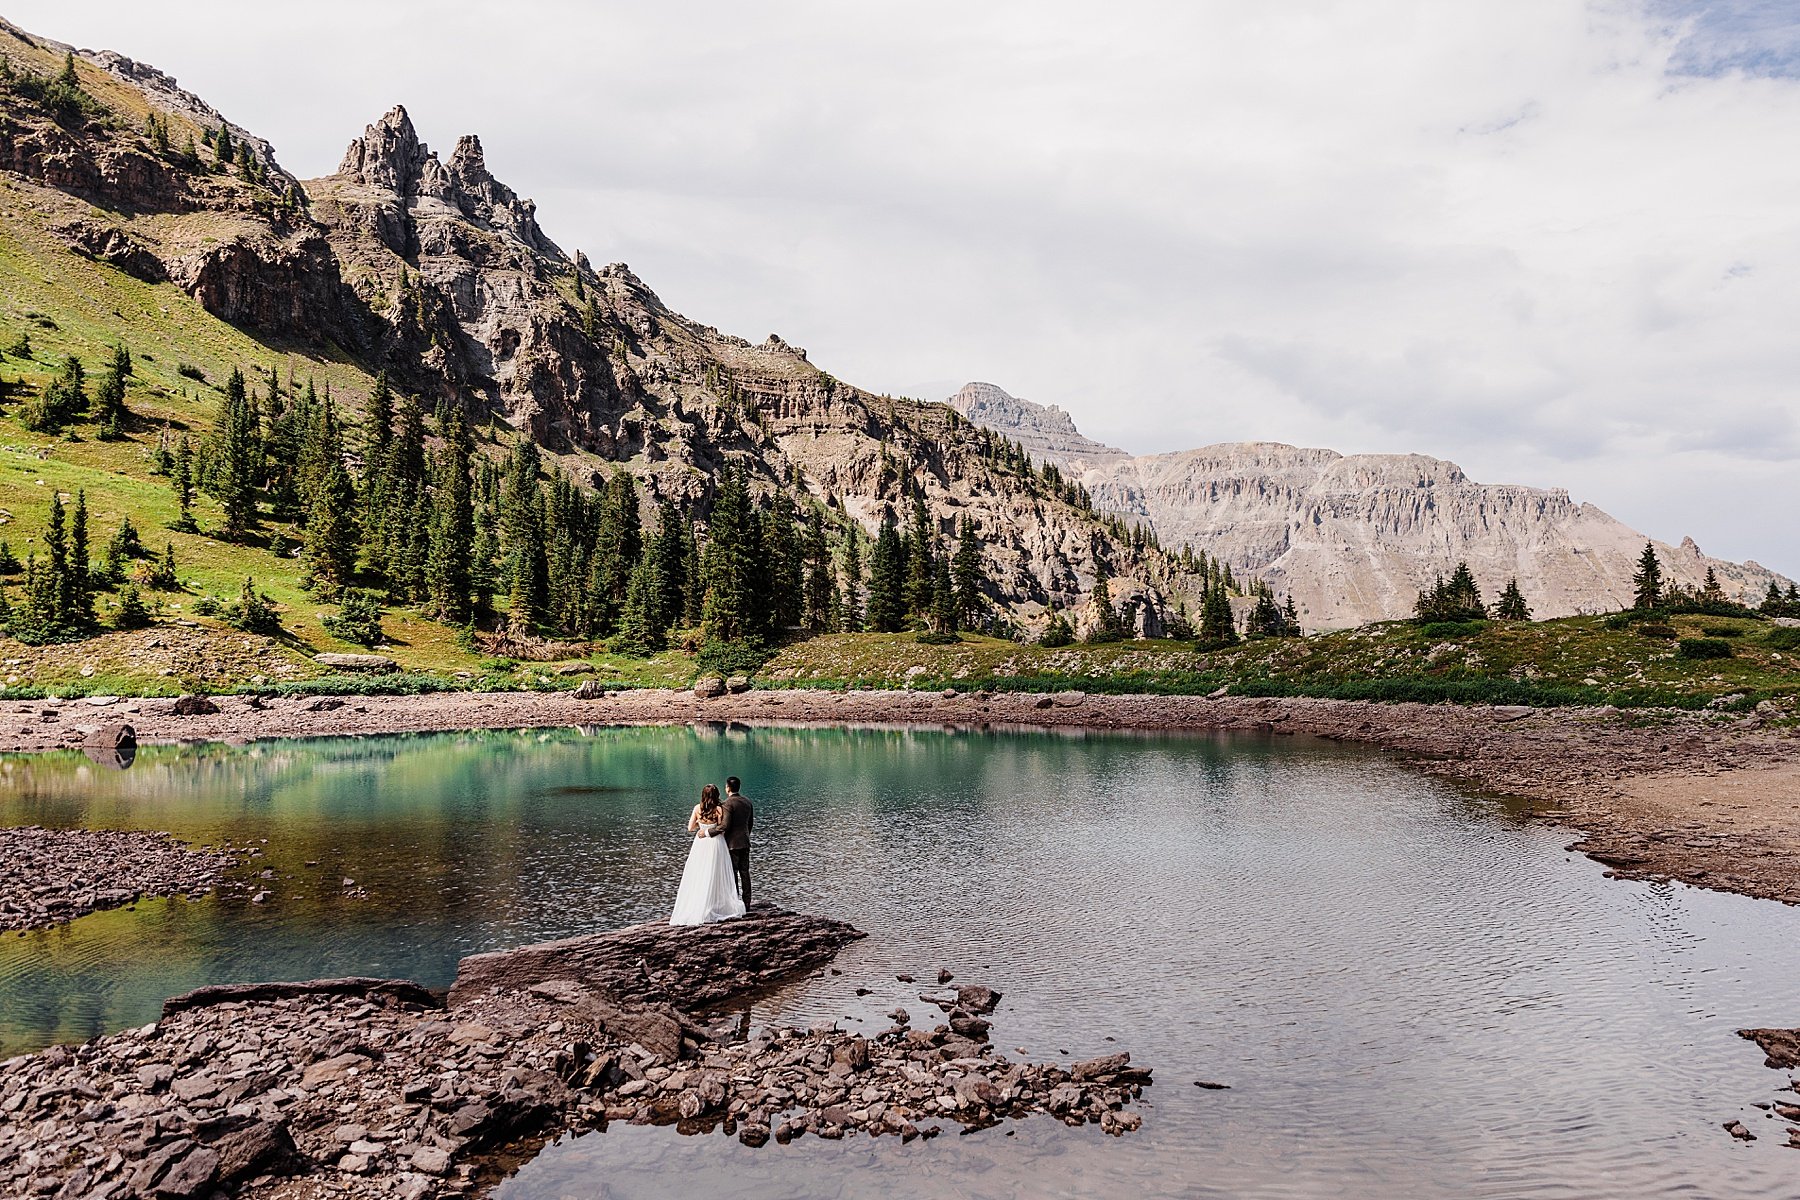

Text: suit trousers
xmin=729 ymin=847 xmax=752 ymax=904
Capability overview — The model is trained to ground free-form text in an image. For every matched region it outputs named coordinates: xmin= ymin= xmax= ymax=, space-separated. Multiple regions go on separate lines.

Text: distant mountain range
xmin=948 ymin=383 xmax=1791 ymax=628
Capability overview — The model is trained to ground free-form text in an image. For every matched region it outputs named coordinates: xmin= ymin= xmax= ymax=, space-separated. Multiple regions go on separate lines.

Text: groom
xmin=720 ymin=776 xmax=754 ymax=904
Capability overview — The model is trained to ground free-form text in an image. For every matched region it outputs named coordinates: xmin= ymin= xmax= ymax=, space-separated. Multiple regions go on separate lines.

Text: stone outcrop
xmin=449 ymin=904 xmax=865 ymax=1009
xmin=953 ymin=383 xmax=1793 ymax=628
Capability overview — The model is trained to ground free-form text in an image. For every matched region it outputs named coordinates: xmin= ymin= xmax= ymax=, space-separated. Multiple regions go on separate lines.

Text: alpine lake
xmin=2 ymin=722 xmax=1797 ymax=1199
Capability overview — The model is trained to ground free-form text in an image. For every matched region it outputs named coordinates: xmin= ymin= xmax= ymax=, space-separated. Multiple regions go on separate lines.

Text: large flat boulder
xmin=448 ymin=904 xmax=863 ymax=1010
xmin=313 ymin=652 xmax=398 ymax=673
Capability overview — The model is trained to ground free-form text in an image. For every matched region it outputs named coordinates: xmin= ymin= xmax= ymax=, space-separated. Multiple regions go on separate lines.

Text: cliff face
xmin=0 ymin=22 xmax=1185 ymax=627
xmin=952 ymin=385 xmax=1791 ymax=628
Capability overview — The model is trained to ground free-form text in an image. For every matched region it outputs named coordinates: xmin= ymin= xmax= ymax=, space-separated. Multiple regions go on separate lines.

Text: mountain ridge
xmin=948 ymin=381 xmax=1790 ymax=628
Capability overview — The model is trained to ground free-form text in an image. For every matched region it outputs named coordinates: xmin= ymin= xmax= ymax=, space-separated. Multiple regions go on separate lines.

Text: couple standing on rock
xmin=669 ymin=776 xmax=754 ymax=925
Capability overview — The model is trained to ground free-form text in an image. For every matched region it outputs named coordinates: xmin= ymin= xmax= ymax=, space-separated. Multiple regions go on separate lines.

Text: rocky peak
xmin=337 ymin=105 xmax=426 ymax=193
xmin=946 ymin=382 xmax=1128 ymax=469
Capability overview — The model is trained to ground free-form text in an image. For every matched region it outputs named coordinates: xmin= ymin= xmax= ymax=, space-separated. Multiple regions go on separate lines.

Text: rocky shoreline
xmin=0 ymin=908 xmax=1154 ymax=1199
xmin=2 ymin=686 xmax=1795 ymax=910
xmin=0 ymin=825 xmax=243 ymax=931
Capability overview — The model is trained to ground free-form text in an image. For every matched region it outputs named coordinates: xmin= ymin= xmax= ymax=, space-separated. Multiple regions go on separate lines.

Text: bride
xmin=669 ymin=784 xmax=747 ymax=925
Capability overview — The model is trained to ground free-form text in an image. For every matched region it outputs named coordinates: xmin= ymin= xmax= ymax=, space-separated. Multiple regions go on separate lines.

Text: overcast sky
xmin=18 ymin=1 xmax=1800 ymax=574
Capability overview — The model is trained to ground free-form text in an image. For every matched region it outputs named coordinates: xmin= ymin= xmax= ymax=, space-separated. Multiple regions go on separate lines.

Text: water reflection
xmin=1 ymin=726 xmax=1796 ymax=1198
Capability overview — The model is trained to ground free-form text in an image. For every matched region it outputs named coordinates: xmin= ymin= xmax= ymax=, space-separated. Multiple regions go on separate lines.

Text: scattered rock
xmin=694 ymin=676 xmax=726 ymax=699
xmin=571 ymin=679 xmax=606 ymax=700
xmin=0 ymin=826 xmax=238 ymax=931
xmin=725 ymin=675 xmax=753 ymax=694
xmin=170 ymin=694 xmax=219 ymax=716
xmin=305 ymin=696 xmax=346 ymax=712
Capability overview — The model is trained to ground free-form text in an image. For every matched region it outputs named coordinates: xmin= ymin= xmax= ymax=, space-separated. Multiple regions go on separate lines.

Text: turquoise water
xmin=2 ymin=724 xmax=1797 ymax=1197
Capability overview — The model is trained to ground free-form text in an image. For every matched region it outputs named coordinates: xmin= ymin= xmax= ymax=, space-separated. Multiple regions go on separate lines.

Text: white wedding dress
xmin=669 ymin=821 xmax=746 ymax=926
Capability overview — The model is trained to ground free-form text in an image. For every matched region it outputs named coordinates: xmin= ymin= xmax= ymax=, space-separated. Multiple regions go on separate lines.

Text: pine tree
xmin=227 ymin=576 xmax=279 ymax=636
xmin=0 ymin=541 xmax=17 ymax=575
xmin=1199 ymin=580 xmax=1237 ymax=647
xmin=680 ymin=519 xmax=703 ymax=628
xmin=68 ymin=491 xmax=93 ymax=628
xmin=301 ymin=457 xmax=360 ymax=596
xmin=616 ymin=556 xmax=665 ymax=656
xmin=866 ymin=511 xmax=907 ymax=633
xmin=114 ymin=584 xmax=150 ymax=630
xmin=802 ymin=508 xmax=834 ymax=633
xmin=149 ymin=543 xmax=179 ymax=590
xmin=590 ymin=471 xmax=642 ymax=634
xmin=170 ymin=436 xmax=198 ymax=532
xmin=1085 ymin=570 xmax=1123 ymax=644
xmin=95 ymin=351 xmax=128 ymax=439
xmin=762 ymin=492 xmax=803 ymax=632
xmin=103 ymin=516 xmax=141 ymax=584
xmin=648 ymin=499 xmax=686 ymax=637
xmin=501 ymin=441 xmax=546 ymax=636
xmin=1700 ymin=566 xmax=1724 ymax=603
xmin=1631 ymin=541 xmax=1663 ymax=611
xmin=424 ymin=410 xmax=476 ymax=624
xmin=931 ymin=555 xmax=957 ymax=633
xmin=905 ymin=494 xmax=935 ymax=616
xmin=211 ymin=369 xmax=261 ymax=541
xmin=951 ymin=517 xmax=984 ymax=630
xmin=699 ymin=468 xmax=764 ymax=645
xmin=1495 ymin=578 xmax=1531 ymax=621
xmin=840 ymin=530 xmax=864 ymax=633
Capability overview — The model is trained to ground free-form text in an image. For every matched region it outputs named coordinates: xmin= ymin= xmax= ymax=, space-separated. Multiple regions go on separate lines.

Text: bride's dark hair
xmin=699 ymin=783 xmax=723 ymax=822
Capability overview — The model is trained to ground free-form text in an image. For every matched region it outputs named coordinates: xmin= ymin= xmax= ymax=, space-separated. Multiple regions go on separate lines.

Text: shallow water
xmin=1 ymin=724 xmax=1796 ymax=1198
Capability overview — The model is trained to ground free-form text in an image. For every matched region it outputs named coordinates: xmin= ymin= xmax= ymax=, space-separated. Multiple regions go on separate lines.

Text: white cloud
xmin=17 ymin=0 xmax=1800 ymax=573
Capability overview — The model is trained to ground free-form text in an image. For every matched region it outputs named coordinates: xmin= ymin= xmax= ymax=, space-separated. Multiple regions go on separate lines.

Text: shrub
xmin=3 ymin=332 xmax=29 ymax=359
xmin=1420 ymin=620 xmax=1487 ymax=639
xmin=1764 ymin=627 xmax=1800 ymax=651
xmin=223 ymin=577 xmax=280 ymax=636
xmin=1639 ymin=624 xmax=1677 ymax=639
xmin=114 ymin=584 xmax=151 ymax=630
xmin=1676 ymin=637 xmax=1733 ymax=660
xmin=1039 ymin=612 xmax=1074 ymax=648
xmin=190 ymin=594 xmax=220 ymax=616
xmin=176 ymin=363 xmax=207 ymax=383
xmin=695 ymin=639 xmax=772 ymax=676
xmin=321 ymin=588 xmax=385 ymax=647
xmin=1699 ymin=624 xmax=1744 ymax=638
xmin=1602 ymin=612 xmax=1633 ymax=630
xmin=917 ymin=631 xmax=961 ymax=645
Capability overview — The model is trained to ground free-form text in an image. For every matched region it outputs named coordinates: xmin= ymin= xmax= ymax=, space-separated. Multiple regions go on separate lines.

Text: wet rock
xmin=0 ymin=826 xmax=239 ymax=932
xmin=1740 ymin=1028 xmax=1800 ymax=1070
xmin=1725 ymin=1120 xmax=1756 ymax=1141
xmin=955 ymin=984 xmax=1001 ymax=1014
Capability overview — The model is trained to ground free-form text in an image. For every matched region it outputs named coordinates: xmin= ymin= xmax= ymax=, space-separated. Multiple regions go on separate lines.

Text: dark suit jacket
xmin=720 ymin=793 xmax=754 ymax=851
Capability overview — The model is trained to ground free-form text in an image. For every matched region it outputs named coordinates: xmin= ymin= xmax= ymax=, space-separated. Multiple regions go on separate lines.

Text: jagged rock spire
xmin=337 ymin=105 xmax=425 ymax=193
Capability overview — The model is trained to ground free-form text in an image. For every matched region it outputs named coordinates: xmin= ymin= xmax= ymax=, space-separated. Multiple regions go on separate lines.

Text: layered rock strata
xmin=951 ymin=382 xmax=1792 ymax=627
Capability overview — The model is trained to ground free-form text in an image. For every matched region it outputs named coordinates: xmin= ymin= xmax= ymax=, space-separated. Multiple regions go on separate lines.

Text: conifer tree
xmin=801 ymin=508 xmax=834 ymax=633
xmin=905 ymin=494 xmax=935 ymax=616
xmin=866 ymin=511 xmax=907 ymax=633
xmin=0 ymin=541 xmax=17 ymax=574
xmin=95 ymin=350 xmax=128 ymax=439
xmin=680 ymin=519 xmax=703 ymax=628
xmin=648 ymin=499 xmax=686 ymax=636
xmin=951 ymin=517 xmax=984 ymax=630
xmin=616 ymin=556 xmax=665 ymax=655
xmin=149 ymin=543 xmax=178 ymax=591
xmin=210 ymin=369 xmax=261 ymax=541
xmin=1495 ymin=578 xmax=1531 ymax=621
xmin=115 ymin=584 xmax=150 ymax=630
xmin=762 ymin=492 xmax=803 ymax=632
xmin=699 ymin=468 xmax=764 ymax=645
xmin=840 ymin=530 xmax=864 ymax=633
xmin=1199 ymin=580 xmax=1237 ymax=647
xmin=1631 ymin=541 xmax=1663 ymax=611
xmin=170 ymin=436 xmax=198 ymax=532
xmin=500 ymin=441 xmax=546 ymax=635
xmin=68 ymin=491 xmax=93 ymax=629
xmin=301 ymin=455 xmax=360 ymax=597
xmin=1085 ymin=569 xmax=1123 ymax=644
xmin=424 ymin=410 xmax=476 ymax=624
xmin=931 ymin=555 xmax=956 ymax=633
